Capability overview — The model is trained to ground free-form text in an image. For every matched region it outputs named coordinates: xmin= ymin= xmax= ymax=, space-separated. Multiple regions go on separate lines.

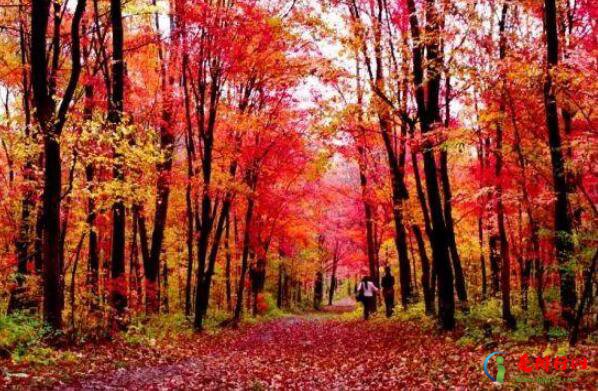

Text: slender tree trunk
xmin=409 ymin=128 xmax=432 ymax=241
xmin=162 ymin=261 xmax=169 ymax=313
xmin=407 ymin=231 xmax=418 ymax=295
xmin=194 ymin=159 xmax=235 ymax=329
xmin=521 ymin=258 xmax=531 ymax=311
xmin=277 ymin=261 xmax=284 ymax=309
xmin=31 ymin=0 xmax=86 ymax=329
xmin=474 ymin=110 xmax=488 ymax=300
xmin=83 ymin=83 xmax=100 ymax=310
xmin=225 ymin=214 xmax=233 ymax=311
xmin=193 ymin=116 xmax=215 ymax=330
xmin=543 ymin=0 xmax=577 ymax=326
xmin=109 ymin=0 xmax=127 ymax=323
xmin=413 ymin=225 xmax=434 ymax=315
xmin=405 ymin=0 xmax=454 ymax=329
xmin=371 ymin=1 xmax=412 ymax=304
xmin=478 ymin=216 xmax=487 ymax=299
xmin=31 ymin=0 xmax=62 ymax=330
xmin=234 ymin=177 xmax=256 ymax=323
xmin=142 ymin=0 xmax=175 ymax=314
xmin=128 ymin=208 xmax=140 ymax=309
xmin=569 ymin=250 xmax=597 ymax=345
xmin=357 ymin=146 xmax=379 ymax=288
xmin=509 ymin=95 xmax=548 ymax=326
xmin=328 ymin=250 xmax=338 ymax=306
xmin=182 ymin=54 xmax=195 ymax=317
xmin=42 ymin=136 xmax=63 ymax=328
xmin=489 ymin=235 xmax=501 ymax=295
xmin=354 ymin=56 xmax=380 ymax=290
xmin=380 ymin=127 xmax=412 ymax=308
xmin=34 ymin=204 xmax=43 ymax=273
xmin=409 ymin=127 xmax=436 ymax=308
xmin=495 ymin=1 xmax=516 ymax=330
xmin=69 ymin=234 xmax=85 ymax=330
xmin=441 ymin=76 xmax=467 ymax=307
xmin=10 ymin=13 xmax=34 ymax=312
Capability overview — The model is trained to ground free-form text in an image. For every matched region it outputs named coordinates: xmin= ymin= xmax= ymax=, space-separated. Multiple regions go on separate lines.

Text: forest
xmin=0 ymin=0 xmax=596 ymax=388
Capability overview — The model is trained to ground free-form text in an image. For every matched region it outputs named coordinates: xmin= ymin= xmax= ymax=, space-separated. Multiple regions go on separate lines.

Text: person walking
xmin=381 ymin=266 xmax=395 ymax=317
xmin=356 ymin=276 xmax=379 ymax=320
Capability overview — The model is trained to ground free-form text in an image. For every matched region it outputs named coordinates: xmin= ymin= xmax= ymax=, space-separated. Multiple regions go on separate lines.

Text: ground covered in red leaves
xmin=2 ymin=313 xmax=596 ymax=390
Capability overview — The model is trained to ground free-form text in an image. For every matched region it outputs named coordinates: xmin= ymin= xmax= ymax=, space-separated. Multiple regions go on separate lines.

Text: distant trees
xmin=329 ymin=0 xmax=596 ymax=333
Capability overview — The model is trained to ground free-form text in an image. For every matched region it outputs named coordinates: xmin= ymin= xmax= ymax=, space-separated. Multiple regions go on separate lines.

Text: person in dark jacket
xmin=381 ymin=266 xmax=395 ymax=317
xmin=314 ymin=272 xmax=323 ymax=310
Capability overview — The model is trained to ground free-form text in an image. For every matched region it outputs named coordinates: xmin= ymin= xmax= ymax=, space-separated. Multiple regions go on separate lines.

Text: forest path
xmin=320 ymin=296 xmax=357 ymax=313
xmin=58 ymin=310 xmax=488 ymax=390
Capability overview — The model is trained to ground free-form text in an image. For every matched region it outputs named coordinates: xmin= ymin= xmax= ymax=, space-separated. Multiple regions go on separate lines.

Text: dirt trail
xmin=57 ymin=314 xmax=472 ymax=390
xmin=56 ymin=310 xmax=595 ymax=390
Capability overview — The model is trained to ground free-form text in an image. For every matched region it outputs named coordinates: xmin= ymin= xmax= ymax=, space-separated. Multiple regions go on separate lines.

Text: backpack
xmin=356 ymin=282 xmax=366 ymax=302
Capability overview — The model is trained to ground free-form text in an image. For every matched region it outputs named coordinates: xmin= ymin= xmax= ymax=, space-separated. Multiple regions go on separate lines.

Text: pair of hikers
xmin=355 ymin=266 xmax=395 ymax=320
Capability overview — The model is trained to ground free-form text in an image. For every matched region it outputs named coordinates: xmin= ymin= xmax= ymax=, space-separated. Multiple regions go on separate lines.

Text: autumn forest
xmin=0 ymin=0 xmax=596 ymax=388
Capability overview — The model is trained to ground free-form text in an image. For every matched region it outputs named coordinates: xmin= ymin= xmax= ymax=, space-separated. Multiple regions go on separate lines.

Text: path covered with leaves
xmin=3 ymin=308 xmax=595 ymax=390
xmin=61 ymin=317 xmax=482 ymax=390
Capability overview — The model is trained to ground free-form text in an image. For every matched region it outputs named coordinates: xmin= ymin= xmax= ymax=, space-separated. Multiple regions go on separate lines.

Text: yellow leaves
xmin=0 ymin=119 xmax=41 ymax=168
xmin=266 ymin=16 xmax=282 ymax=29
xmin=305 ymin=150 xmax=331 ymax=181
xmin=477 ymin=110 xmax=502 ymax=126
xmin=67 ymin=118 xmax=161 ymax=210
xmin=211 ymin=169 xmax=252 ymax=197
xmin=123 ymin=0 xmax=163 ymax=18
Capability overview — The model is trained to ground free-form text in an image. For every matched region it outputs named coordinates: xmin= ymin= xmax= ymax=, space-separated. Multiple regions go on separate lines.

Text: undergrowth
xmin=0 ymin=312 xmax=81 ymax=365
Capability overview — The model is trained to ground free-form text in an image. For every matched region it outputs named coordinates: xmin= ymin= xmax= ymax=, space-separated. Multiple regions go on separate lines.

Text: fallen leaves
xmin=2 ymin=315 xmax=596 ymax=390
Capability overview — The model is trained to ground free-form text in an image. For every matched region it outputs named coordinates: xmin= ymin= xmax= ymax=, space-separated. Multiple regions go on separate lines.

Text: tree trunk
xmin=162 ymin=261 xmax=169 ymax=313
xmin=69 ymin=234 xmax=85 ymax=330
xmin=475 ymin=118 xmax=487 ymax=300
xmin=489 ymin=235 xmax=501 ymax=295
xmin=328 ymin=250 xmax=338 ymax=306
xmin=380 ymin=127 xmax=412 ymax=308
xmin=142 ymin=0 xmax=175 ymax=315
xmin=194 ymin=161 xmax=236 ymax=330
xmin=10 ymin=20 xmax=34 ymax=310
xmin=109 ymin=0 xmax=127 ymax=323
xmin=569 ymin=250 xmax=597 ymax=345
xmin=128 ymin=208 xmax=141 ymax=309
xmin=31 ymin=0 xmax=86 ymax=329
xmin=182 ymin=53 xmax=195 ymax=317
xmin=225 ymin=214 xmax=233 ymax=311
xmin=495 ymin=1 xmax=516 ymax=330
xmin=405 ymin=0 xmax=454 ymax=329
xmin=192 ymin=78 xmax=218 ymax=330
xmin=277 ymin=261 xmax=284 ymax=309
xmin=83 ymin=83 xmax=100 ymax=311
xmin=42 ymin=135 xmax=63 ymax=328
xmin=413 ymin=225 xmax=434 ymax=315
xmin=357 ymin=146 xmax=379 ymax=289
xmin=34 ymin=204 xmax=43 ymax=273
xmin=509 ymin=95 xmax=548 ymax=327
xmin=370 ymin=1 xmax=412 ymax=305
xmin=234 ymin=178 xmax=256 ymax=323
xmin=543 ymin=0 xmax=577 ymax=326
xmin=478 ymin=216 xmax=487 ymax=299
xmin=441 ymin=76 xmax=467 ymax=307
xmin=31 ymin=0 xmax=62 ymax=330
xmin=354 ymin=56 xmax=380 ymax=290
